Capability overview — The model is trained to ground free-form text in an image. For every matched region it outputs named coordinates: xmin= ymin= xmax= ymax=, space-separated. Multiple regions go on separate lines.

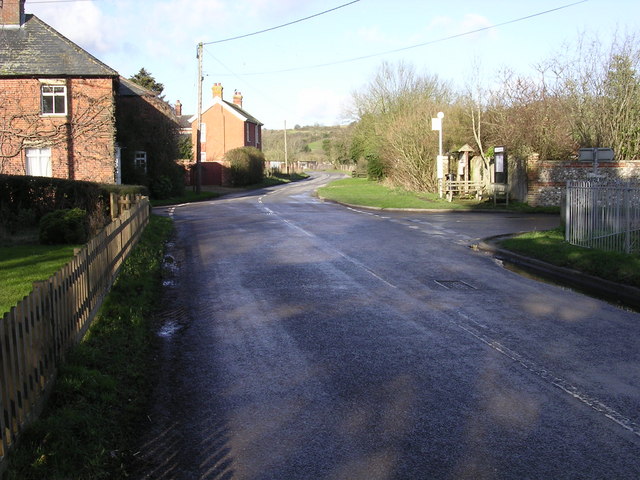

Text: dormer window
xmin=41 ymin=85 xmax=67 ymax=115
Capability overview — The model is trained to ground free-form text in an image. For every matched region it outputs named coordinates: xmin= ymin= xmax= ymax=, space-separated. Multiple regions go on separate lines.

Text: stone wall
xmin=526 ymin=158 xmax=640 ymax=206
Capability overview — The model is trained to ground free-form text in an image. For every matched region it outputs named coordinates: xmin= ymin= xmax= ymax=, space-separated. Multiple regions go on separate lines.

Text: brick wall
xmin=0 ymin=77 xmax=116 ymax=183
xmin=527 ymin=157 xmax=640 ymax=206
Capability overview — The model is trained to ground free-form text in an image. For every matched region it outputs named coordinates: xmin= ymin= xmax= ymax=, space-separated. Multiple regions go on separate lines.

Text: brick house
xmin=188 ymin=83 xmax=263 ymax=185
xmin=0 ymin=0 xmax=118 ymax=183
xmin=116 ymin=76 xmax=182 ymax=191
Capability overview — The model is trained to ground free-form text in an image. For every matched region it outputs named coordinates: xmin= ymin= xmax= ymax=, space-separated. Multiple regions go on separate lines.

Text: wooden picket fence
xmin=0 ymin=195 xmax=150 ymax=469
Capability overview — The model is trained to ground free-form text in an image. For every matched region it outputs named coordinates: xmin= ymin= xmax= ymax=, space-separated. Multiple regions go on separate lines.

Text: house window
xmin=134 ymin=151 xmax=147 ymax=172
xmin=26 ymin=148 xmax=52 ymax=177
xmin=246 ymin=123 xmax=250 ymax=143
xmin=255 ymin=124 xmax=260 ymax=145
xmin=41 ymin=85 xmax=67 ymax=115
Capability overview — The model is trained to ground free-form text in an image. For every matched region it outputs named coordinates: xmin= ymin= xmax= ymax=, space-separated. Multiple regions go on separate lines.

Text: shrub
xmin=39 ymin=208 xmax=89 ymax=245
xmin=367 ymin=155 xmax=386 ymax=181
xmin=225 ymin=147 xmax=266 ymax=187
xmin=149 ymin=175 xmax=173 ymax=199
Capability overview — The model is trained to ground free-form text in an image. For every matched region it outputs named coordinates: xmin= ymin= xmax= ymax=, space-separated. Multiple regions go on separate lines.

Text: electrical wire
xmin=203 ymin=0 xmax=361 ymax=45
xmin=228 ymin=0 xmax=589 ymax=76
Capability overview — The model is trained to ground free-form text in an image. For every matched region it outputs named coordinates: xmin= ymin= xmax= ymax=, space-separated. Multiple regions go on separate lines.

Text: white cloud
xmin=30 ymin=2 xmax=115 ymax=54
xmin=291 ymin=87 xmax=348 ymax=126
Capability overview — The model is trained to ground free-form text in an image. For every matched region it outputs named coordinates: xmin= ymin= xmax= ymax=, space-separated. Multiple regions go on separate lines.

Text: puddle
xmin=156 ymin=241 xmax=191 ymax=338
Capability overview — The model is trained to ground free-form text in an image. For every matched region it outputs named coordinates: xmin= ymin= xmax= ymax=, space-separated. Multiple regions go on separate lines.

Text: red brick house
xmin=0 ymin=0 xmax=118 ymax=183
xmin=115 ymin=76 xmax=183 ymax=194
xmin=188 ymin=83 xmax=263 ymax=185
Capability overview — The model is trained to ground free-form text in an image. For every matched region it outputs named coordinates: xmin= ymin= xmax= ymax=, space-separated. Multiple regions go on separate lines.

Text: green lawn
xmin=317 ymin=177 xmax=560 ymax=213
xmin=317 ymin=177 xmax=483 ymax=209
xmin=0 ymin=244 xmax=80 ymax=316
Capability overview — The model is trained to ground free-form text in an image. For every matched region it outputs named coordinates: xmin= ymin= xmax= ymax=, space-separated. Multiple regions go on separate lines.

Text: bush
xmin=149 ymin=175 xmax=173 ymax=199
xmin=225 ymin=147 xmax=266 ymax=187
xmin=39 ymin=208 xmax=89 ymax=245
xmin=367 ymin=155 xmax=386 ymax=181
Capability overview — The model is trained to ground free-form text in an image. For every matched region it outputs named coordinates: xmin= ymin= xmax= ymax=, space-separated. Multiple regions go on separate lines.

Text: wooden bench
xmin=444 ymin=180 xmax=484 ymax=202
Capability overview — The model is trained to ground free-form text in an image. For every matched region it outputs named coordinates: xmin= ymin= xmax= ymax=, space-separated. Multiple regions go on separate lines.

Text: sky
xmin=26 ymin=0 xmax=640 ymax=129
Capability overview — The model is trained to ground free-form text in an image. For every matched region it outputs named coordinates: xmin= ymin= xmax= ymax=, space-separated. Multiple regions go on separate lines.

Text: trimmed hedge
xmin=0 ymin=174 xmax=147 ymax=237
xmin=225 ymin=147 xmax=266 ymax=187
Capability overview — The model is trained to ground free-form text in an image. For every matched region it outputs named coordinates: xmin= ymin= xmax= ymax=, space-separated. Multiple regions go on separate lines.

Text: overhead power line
xmin=231 ymin=0 xmax=589 ymax=76
xmin=203 ymin=0 xmax=361 ymax=45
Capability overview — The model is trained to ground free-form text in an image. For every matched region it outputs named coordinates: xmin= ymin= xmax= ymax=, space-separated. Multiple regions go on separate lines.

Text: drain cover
xmin=434 ymin=280 xmax=477 ymax=290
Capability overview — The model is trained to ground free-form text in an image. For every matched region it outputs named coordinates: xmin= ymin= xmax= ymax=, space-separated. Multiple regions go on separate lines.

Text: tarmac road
xmin=133 ymin=172 xmax=640 ymax=479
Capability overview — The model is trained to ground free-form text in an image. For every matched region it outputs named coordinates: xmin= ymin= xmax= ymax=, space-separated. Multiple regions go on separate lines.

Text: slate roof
xmin=192 ymin=98 xmax=263 ymax=126
xmin=117 ymin=76 xmax=156 ymax=97
xmin=0 ymin=14 xmax=117 ymax=77
xmin=223 ymin=100 xmax=263 ymax=126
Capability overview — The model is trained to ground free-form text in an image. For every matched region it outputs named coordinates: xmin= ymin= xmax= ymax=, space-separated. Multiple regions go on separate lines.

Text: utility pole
xmin=195 ymin=42 xmax=203 ymax=193
xmin=284 ymin=120 xmax=288 ymax=174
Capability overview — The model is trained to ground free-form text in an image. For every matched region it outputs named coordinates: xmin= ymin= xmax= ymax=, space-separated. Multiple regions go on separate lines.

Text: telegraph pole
xmin=284 ymin=120 xmax=288 ymax=174
xmin=195 ymin=42 xmax=203 ymax=193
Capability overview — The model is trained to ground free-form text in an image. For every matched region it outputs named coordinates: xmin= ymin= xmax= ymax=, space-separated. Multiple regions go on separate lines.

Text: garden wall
xmin=526 ymin=158 xmax=640 ymax=206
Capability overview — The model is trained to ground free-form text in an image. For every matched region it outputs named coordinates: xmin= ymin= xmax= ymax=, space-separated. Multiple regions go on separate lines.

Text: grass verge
xmin=6 ymin=215 xmax=173 ymax=480
xmin=317 ymin=177 xmax=559 ymax=212
xmin=257 ymin=171 xmax=310 ymax=188
xmin=0 ymin=244 xmax=80 ymax=316
xmin=150 ymin=190 xmax=220 ymax=207
xmin=498 ymin=228 xmax=640 ymax=288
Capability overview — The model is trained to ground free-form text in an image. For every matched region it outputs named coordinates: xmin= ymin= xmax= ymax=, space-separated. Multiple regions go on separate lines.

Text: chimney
xmin=175 ymin=100 xmax=182 ymax=117
xmin=212 ymin=83 xmax=223 ymax=99
xmin=1 ymin=0 xmax=26 ymax=26
xmin=233 ymin=90 xmax=243 ymax=108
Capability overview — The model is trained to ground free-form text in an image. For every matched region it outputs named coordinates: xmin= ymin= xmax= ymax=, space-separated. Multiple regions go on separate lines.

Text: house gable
xmin=0 ymin=4 xmax=118 ymax=183
xmin=0 ymin=14 xmax=118 ymax=77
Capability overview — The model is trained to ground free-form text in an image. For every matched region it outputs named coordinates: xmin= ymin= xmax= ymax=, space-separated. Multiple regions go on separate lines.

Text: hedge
xmin=0 ymin=174 xmax=147 ymax=237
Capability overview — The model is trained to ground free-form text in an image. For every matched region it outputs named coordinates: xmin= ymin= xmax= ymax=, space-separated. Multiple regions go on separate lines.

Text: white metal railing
xmin=565 ymin=180 xmax=640 ymax=254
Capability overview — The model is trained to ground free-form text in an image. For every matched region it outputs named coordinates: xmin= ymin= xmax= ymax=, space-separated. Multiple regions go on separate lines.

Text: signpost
xmin=432 ymin=112 xmax=445 ymax=198
xmin=579 ymin=147 xmax=614 ymax=175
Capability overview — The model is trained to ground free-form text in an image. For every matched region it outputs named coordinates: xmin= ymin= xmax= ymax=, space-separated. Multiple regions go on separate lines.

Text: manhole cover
xmin=434 ymin=280 xmax=477 ymax=290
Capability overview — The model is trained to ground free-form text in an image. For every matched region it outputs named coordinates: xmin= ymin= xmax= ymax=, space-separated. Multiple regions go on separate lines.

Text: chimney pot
xmin=233 ymin=90 xmax=243 ymax=108
xmin=175 ymin=100 xmax=182 ymax=117
xmin=212 ymin=83 xmax=223 ymax=99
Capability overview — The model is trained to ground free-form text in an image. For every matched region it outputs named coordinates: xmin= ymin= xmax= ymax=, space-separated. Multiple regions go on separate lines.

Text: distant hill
xmin=263 ymin=124 xmax=353 ymax=168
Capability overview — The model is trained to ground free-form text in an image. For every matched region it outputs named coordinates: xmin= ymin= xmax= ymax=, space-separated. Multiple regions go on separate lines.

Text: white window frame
xmin=255 ymin=124 xmax=260 ymax=144
xmin=26 ymin=147 xmax=52 ymax=177
xmin=134 ymin=151 xmax=147 ymax=173
xmin=41 ymin=85 xmax=67 ymax=115
xmin=246 ymin=123 xmax=250 ymax=143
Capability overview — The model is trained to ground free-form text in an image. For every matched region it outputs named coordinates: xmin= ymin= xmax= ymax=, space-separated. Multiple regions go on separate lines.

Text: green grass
xmin=317 ymin=177 xmax=560 ymax=213
xmin=307 ymin=140 xmax=323 ymax=151
xmin=0 ymin=244 xmax=80 ymax=316
xmin=317 ymin=178 xmax=476 ymax=209
xmin=6 ymin=215 xmax=173 ymax=480
xmin=149 ymin=189 xmax=220 ymax=207
xmin=499 ymin=228 xmax=640 ymax=288
xmin=259 ymin=171 xmax=310 ymax=187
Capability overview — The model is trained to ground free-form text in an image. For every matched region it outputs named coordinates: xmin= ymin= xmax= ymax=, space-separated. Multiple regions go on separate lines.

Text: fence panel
xmin=566 ymin=180 xmax=640 ymax=254
xmin=0 ymin=196 xmax=149 ymax=472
